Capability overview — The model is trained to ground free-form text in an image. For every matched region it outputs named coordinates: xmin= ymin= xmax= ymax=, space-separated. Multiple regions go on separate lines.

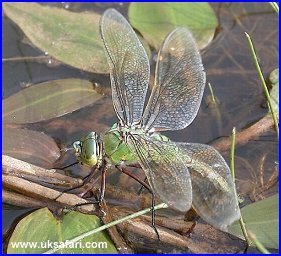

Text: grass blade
xmin=269 ymin=2 xmax=279 ymax=13
xmin=230 ymin=127 xmax=251 ymax=247
xmin=248 ymin=231 xmax=271 ymax=254
xmin=245 ymin=32 xmax=279 ymax=139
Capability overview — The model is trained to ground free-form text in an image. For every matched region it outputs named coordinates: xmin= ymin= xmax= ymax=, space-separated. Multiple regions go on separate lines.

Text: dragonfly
xmin=72 ymin=8 xmax=241 ymax=233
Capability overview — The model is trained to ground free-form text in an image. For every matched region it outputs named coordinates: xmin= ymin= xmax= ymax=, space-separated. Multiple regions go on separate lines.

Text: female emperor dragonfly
xmin=73 ymin=8 xmax=241 ymax=233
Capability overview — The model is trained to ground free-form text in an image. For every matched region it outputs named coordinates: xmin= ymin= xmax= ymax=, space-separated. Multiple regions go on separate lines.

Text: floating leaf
xmin=228 ymin=195 xmax=278 ymax=249
xmin=269 ymin=68 xmax=279 ymax=115
xmin=3 ymin=3 xmax=151 ymax=73
xmin=269 ymin=68 xmax=278 ymax=86
xmin=128 ymin=2 xmax=218 ymax=50
xmin=3 ymin=2 xmax=107 ymax=73
xmin=3 ymin=79 xmax=102 ymax=124
xmin=7 ymin=208 xmax=118 ymax=253
xmin=2 ymin=128 xmax=60 ymax=169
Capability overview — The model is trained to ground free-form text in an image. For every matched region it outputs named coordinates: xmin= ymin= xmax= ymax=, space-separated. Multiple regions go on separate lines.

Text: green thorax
xmin=103 ymin=123 xmax=169 ymax=164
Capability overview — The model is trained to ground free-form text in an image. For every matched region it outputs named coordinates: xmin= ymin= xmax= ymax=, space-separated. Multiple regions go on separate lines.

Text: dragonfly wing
xmin=127 ymin=134 xmax=192 ymax=212
xmin=100 ymin=9 xmax=149 ymax=125
xmin=176 ymin=142 xmax=241 ymax=231
xmin=142 ymin=28 xmax=205 ymax=131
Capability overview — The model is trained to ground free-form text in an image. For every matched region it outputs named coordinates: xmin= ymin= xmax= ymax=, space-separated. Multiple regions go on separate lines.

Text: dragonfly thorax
xmin=103 ymin=123 xmax=169 ymax=165
xmin=103 ymin=123 xmax=138 ymax=164
xmin=73 ymin=132 xmax=103 ymax=167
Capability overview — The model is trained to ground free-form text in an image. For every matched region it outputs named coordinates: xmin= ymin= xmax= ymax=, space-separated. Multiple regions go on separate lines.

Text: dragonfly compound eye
xmin=75 ymin=132 xmax=100 ymax=167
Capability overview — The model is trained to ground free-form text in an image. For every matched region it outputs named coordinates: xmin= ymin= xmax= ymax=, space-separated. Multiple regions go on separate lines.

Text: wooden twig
xmin=3 ymin=189 xmax=47 ymax=208
xmin=118 ymin=218 xmax=205 ymax=253
xmin=111 ymin=207 xmax=194 ymax=235
xmin=111 ymin=207 xmax=242 ymax=254
xmin=99 ymin=200 xmax=133 ymax=254
xmin=211 ymin=115 xmax=275 ymax=152
xmin=2 ymin=174 xmax=98 ymax=214
xmin=2 ymin=155 xmax=81 ymax=187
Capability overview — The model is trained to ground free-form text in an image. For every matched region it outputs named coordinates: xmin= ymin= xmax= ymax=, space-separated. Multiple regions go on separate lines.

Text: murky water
xmin=2 ymin=2 xmax=278 ymax=253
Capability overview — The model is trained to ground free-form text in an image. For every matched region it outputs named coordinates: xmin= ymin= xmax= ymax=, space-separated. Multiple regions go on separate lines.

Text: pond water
xmin=2 ymin=2 xmax=278 ymax=254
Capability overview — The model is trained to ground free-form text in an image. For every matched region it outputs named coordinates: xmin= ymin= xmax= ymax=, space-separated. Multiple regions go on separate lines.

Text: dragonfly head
xmin=73 ymin=132 xmax=102 ymax=167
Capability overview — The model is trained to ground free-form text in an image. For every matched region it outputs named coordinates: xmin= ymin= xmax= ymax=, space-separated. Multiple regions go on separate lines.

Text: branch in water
xmin=211 ymin=115 xmax=275 ymax=152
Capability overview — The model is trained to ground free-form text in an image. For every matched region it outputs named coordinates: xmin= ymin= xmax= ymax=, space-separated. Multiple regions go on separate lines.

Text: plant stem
xmin=245 ymin=32 xmax=279 ymax=139
xmin=269 ymin=2 xmax=279 ymax=13
xmin=248 ymin=231 xmax=271 ymax=254
xmin=239 ymin=217 xmax=251 ymax=248
xmin=230 ymin=127 xmax=251 ymax=247
xmin=2 ymin=55 xmax=49 ymax=62
xmin=208 ymin=82 xmax=216 ymax=104
xmin=230 ymin=127 xmax=236 ymax=180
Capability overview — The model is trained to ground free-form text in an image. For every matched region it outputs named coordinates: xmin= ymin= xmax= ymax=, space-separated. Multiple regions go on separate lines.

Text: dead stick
xmin=2 ymin=174 xmax=97 ymax=214
xmin=111 ymin=207 xmax=194 ymax=235
xmin=3 ymin=189 xmax=47 ymax=208
xmin=99 ymin=201 xmax=133 ymax=254
xmin=2 ymin=155 xmax=82 ymax=187
xmin=115 ymin=217 xmax=207 ymax=254
xmin=211 ymin=115 xmax=275 ymax=152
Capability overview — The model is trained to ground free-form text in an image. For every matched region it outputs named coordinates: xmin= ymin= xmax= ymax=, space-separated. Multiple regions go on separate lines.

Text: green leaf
xmin=3 ymin=2 xmax=108 ymax=73
xmin=2 ymin=128 xmax=60 ymax=169
xmin=7 ymin=208 xmax=118 ymax=253
xmin=3 ymin=3 xmax=151 ymax=73
xmin=3 ymin=79 xmax=102 ymax=124
xmin=228 ymin=195 xmax=278 ymax=249
xmin=269 ymin=68 xmax=278 ymax=86
xmin=128 ymin=2 xmax=218 ymax=50
xmin=269 ymin=68 xmax=279 ymax=115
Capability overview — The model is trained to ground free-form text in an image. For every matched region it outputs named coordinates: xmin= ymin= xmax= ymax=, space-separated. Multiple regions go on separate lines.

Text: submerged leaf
xmin=269 ymin=68 xmax=279 ymax=115
xmin=228 ymin=195 xmax=278 ymax=249
xmin=2 ymin=128 xmax=60 ymax=169
xmin=3 ymin=2 xmax=107 ymax=73
xmin=128 ymin=2 xmax=218 ymax=50
xmin=7 ymin=208 xmax=118 ymax=254
xmin=3 ymin=79 xmax=102 ymax=124
xmin=3 ymin=3 xmax=151 ymax=73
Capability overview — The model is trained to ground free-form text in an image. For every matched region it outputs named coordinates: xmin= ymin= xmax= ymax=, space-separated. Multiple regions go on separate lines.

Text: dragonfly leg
xmin=54 ymin=166 xmax=99 ymax=201
xmin=98 ymin=163 xmax=107 ymax=202
xmin=77 ymin=181 xmax=96 ymax=198
xmin=138 ymin=177 xmax=148 ymax=195
xmin=151 ymin=193 xmax=160 ymax=241
xmin=124 ymin=163 xmax=147 ymax=195
xmin=126 ymin=163 xmax=141 ymax=168
xmin=116 ymin=165 xmax=160 ymax=240
xmin=77 ymin=159 xmax=107 ymax=203
xmin=65 ymin=200 xmax=105 ymax=218
xmin=61 ymin=189 xmax=102 ymax=217
xmin=115 ymin=165 xmax=151 ymax=191
xmin=186 ymin=220 xmax=197 ymax=238
xmin=55 ymin=161 xmax=79 ymax=170
xmin=65 ymin=161 xmax=107 ymax=214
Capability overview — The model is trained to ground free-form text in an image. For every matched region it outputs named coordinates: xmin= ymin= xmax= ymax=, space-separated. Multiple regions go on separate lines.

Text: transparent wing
xmin=127 ymin=134 xmax=192 ymax=212
xmin=142 ymin=28 xmax=206 ymax=131
xmin=176 ymin=142 xmax=241 ymax=231
xmin=100 ymin=9 xmax=150 ymax=125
